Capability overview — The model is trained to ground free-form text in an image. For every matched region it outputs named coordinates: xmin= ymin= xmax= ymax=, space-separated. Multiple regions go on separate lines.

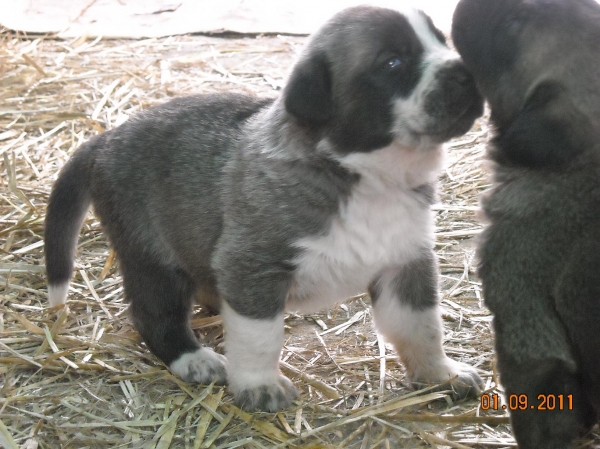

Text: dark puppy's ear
xmin=492 ymin=82 xmax=586 ymax=168
xmin=283 ymin=52 xmax=333 ymax=125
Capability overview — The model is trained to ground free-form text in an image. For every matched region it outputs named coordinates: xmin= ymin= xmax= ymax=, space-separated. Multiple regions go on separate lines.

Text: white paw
xmin=408 ymin=357 xmax=483 ymax=399
xmin=230 ymin=374 xmax=298 ymax=412
xmin=221 ymin=303 xmax=294 ymax=411
xmin=169 ymin=348 xmax=227 ymax=385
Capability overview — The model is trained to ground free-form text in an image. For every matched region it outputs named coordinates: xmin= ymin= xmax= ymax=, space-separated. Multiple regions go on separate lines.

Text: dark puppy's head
xmin=452 ymin=0 xmax=600 ymax=168
xmin=284 ymin=6 xmax=484 ymax=153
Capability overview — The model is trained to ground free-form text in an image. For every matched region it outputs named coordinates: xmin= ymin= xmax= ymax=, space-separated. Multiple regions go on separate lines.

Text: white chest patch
xmin=287 ymin=142 xmax=442 ymax=313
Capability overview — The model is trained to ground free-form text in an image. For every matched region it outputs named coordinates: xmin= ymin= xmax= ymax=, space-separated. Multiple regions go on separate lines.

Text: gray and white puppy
xmin=453 ymin=0 xmax=600 ymax=447
xmin=46 ymin=6 xmax=483 ymax=412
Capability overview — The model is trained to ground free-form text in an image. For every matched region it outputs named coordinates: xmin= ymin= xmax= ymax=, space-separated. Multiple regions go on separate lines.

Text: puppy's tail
xmin=45 ymin=137 xmax=99 ymax=307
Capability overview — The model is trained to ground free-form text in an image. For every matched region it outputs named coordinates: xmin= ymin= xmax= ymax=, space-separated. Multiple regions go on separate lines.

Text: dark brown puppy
xmin=452 ymin=0 xmax=600 ymax=447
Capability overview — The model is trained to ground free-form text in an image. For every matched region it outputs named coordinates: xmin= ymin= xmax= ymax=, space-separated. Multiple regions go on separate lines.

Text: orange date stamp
xmin=481 ymin=393 xmax=574 ymax=411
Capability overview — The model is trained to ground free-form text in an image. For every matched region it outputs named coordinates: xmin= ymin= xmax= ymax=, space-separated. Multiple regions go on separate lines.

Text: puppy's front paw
xmin=409 ymin=358 xmax=483 ymax=400
xmin=232 ymin=375 xmax=298 ymax=412
xmin=169 ymin=347 xmax=227 ymax=385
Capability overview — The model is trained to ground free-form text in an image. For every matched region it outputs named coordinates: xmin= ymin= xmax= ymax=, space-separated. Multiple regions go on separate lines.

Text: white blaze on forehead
xmin=389 ymin=7 xmax=463 ymax=146
xmin=401 ymin=7 xmax=458 ymax=63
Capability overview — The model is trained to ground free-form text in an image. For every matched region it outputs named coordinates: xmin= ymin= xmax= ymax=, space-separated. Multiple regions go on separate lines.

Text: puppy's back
xmin=45 ymin=93 xmax=273 ymax=306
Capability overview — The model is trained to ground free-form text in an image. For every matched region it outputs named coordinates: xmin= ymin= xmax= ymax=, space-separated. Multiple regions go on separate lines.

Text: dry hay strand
xmin=2 ymin=28 xmax=599 ymax=449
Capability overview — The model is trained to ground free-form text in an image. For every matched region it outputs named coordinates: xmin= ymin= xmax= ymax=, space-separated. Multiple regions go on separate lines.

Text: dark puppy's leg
xmin=369 ymin=250 xmax=483 ymax=399
xmin=492 ymin=315 xmax=591 ymax=449
xmin=120 ymin=256 xmax=226 ymax=384
xmin=479 ymin=231 xmax=595 ymax=448
xmin=554 ymin=244 xmax=600 ymax=430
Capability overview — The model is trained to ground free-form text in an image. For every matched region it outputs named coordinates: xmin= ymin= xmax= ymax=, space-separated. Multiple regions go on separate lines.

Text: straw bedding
xmin=1 ymin=28 xmax=598 ymax=448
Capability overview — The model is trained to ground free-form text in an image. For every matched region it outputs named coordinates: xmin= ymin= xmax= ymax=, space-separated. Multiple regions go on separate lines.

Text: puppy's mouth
xmin=414 ymin=100 xmax=484 ymax=143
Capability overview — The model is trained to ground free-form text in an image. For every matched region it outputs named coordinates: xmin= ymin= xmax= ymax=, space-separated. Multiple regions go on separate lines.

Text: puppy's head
xmin=283 ymin=6 xmax=484 ymax=153
xmin=452 ymin=0 xmax=600 ymax=168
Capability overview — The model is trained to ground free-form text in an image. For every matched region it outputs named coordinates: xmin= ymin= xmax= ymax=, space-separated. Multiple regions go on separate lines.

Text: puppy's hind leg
xmin=120 ymin=257 xmax=226 ymax=384
xmin=370 ymin=250 xmax=483 ymax=399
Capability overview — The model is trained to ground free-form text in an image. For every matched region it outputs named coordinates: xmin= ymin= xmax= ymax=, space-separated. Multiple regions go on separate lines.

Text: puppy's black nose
xmin=426 ymin=59 xmax=484 ymax=128
xmin=451 ymin=64 xmax=474 ymax=87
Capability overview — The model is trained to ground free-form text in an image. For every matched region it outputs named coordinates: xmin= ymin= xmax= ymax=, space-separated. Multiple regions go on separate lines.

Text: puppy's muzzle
xmin=424 ymin=61 xmax=484 ymax=140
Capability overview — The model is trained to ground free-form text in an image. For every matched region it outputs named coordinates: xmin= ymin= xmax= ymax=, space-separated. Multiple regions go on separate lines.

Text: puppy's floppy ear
xmin=284 ymin=52 xmax=333 ymax=125
xmin=492 ymin=82 xmax=586 ymax=168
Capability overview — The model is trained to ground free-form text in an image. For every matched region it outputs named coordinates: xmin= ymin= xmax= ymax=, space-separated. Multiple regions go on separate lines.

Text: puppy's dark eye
xmin=386 ymin=57 xmax=402 ymax=69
